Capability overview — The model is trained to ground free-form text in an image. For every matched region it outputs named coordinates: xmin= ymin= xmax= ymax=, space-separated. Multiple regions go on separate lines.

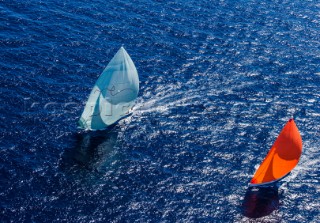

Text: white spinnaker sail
xmin=79 ymin=47 xmax=139 ymax=130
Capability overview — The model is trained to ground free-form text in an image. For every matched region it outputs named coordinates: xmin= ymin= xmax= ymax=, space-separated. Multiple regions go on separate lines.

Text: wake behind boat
xmin=249 ymin=118 xmax=303 ymax=187
xmin=78 ymin=47 xmax=139 ymax=130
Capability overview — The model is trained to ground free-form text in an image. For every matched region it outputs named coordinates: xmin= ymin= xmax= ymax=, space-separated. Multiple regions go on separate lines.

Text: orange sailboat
xmin=250 ymin=118 xmax=303 ymax=187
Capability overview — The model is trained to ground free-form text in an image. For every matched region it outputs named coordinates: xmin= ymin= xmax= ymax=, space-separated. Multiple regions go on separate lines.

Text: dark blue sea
xmin=1 ymin=0 xmax=319 ymax=222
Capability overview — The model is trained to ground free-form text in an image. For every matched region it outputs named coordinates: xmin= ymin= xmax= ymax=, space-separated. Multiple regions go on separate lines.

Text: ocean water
xmin=1 ymin=0 xmax=320 ymax=222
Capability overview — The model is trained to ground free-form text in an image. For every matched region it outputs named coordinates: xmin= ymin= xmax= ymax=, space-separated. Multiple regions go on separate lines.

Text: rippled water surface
xmin=1 ymin=0 xmax=320 ymax=222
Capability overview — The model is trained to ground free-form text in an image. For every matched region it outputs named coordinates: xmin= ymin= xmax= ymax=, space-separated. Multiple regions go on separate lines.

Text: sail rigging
xmin=250 ymin=119 xmax=303 ymax=186
xmin=79 ymin=47 xmax=139 ymax=130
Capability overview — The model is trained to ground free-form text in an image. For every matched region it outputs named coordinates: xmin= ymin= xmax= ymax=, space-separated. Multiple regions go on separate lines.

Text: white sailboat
xmin=79 ymin=47 xmax=139 ymax=130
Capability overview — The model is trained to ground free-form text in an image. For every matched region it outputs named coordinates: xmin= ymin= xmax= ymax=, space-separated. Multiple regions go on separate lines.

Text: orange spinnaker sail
xmin=250 ymin=119 xmax=302 ymax=186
